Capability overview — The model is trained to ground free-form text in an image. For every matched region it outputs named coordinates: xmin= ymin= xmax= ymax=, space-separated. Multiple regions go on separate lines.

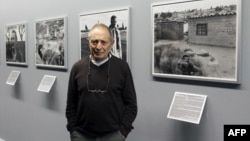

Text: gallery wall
xmin=0 ymin=0 xmax=250 ymax=141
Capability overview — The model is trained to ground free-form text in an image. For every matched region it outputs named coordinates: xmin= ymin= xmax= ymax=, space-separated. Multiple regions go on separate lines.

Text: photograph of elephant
xmin=35 ymin=16 xmax=67 ymax=69
xmin=5 ymin=23 xmax=27 ymax=65
xmin=152 ymin=0 xmax=241 ymax=83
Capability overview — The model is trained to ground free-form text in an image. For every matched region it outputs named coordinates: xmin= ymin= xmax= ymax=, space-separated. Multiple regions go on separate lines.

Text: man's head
xmin=110 ymin=15 xmax=117 ymax=27
xmin=10 ymin=30 xmax=17 ymax=42
xmin=182 ymin=54 xmax=190 ymax=62
xmin=87 ymin=23 xmax=114 ymax=61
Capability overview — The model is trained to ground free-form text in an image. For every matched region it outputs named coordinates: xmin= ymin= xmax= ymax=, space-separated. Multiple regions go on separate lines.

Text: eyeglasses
xmin=87 ymin=56 xmax=110 ymax=93
xmin=87 ymin=74 xmax=110 ymax=93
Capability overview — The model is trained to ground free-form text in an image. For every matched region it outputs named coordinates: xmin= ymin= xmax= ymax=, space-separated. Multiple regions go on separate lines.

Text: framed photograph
xmin=80 ymin=7 xmax=131 ymax=64
xmin=152 ymin=0 xmax=241 ymax=83
xmin=35 ymin=16 xmax=67 ymax=69
xmin=5 ymin=22 xmax=28 ymax=66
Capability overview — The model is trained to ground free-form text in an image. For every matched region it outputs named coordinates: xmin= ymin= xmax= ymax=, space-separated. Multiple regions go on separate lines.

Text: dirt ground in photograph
xmin=155 ymin=39 xmax=236 ymax=79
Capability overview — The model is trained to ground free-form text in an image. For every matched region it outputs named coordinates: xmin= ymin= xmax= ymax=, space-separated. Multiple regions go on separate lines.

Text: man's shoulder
xmin=111 ymin=55 xmax=124 ymax=62
xmin=111 ymin=56 xmax=129 ymax=68
xmin=72 ymin=57 xmax=88 ymax=69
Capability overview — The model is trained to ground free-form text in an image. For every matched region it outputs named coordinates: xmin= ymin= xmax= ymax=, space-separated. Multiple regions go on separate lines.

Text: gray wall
xmin=0 ymin=0 xmax=250 ymax=141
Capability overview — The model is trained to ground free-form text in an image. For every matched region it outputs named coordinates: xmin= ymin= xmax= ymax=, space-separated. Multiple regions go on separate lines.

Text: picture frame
xmin=34 ymin=16 xmax=67 ymax=69
xmin=152 ymin=0 xmax=241 ymax=83
xmin=5 ymin=22 xmax=28 ymax=66
xmin=79 ymin=7 xmax=131 ymax=64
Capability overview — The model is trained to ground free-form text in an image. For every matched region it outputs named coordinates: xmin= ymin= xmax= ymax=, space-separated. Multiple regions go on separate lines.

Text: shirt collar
xmin=90 ymin=54 xmax=111 ymax=66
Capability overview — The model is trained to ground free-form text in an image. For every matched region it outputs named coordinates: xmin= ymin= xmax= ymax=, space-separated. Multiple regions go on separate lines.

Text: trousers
xmin=70 ymin=130 xmax=125 ymax=141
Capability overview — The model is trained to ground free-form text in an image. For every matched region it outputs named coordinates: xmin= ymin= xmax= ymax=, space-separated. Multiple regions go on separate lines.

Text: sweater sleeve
xmin=119 ymin=63 xmax=138 ymax=137
xmin=65 ymin=64 xmax=78 ymax=133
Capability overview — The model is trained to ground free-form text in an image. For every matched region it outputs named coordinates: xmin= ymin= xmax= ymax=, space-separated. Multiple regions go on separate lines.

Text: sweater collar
xmin=89 ymin=54 xmax=112 ymax=66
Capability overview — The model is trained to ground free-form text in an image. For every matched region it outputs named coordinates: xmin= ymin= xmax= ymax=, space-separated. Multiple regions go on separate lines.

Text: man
xmin=109 ymin=15 xmax=122 ymax=59
xmin=178 ymin=54 xmax=201 ymax=75
xmin=10 ymin=30 xmax=18 ymax=61
xmin=66 ymin=23 xmax=137 ymax=141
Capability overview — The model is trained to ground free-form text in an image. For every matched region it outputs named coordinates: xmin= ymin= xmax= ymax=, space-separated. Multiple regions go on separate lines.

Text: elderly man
xmin=66 ymin=23 xmax=137 ymax=141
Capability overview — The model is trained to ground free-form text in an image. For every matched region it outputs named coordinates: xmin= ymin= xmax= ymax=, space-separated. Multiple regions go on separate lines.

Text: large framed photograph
xmin=152 ymin=0 xmax=241 ymax=83
xmin=35 ymin=16 xmax=67 ymax=69
xmin=80 ymin=7 xmax=131 ymax=64
xmin=5 ymin=22 xmax=28 ymax=66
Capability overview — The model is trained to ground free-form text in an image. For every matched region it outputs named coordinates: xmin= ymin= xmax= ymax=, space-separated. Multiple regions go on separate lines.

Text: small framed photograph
xmin=5 ymin=22 xmax=28 ymax=66
xmin=152 ymin=0 xmax=241 ymax=83
xmin=79 ymin=7 xmax=131 ymax=64
xmin=35 ymin=16 xmax=67 ymax=69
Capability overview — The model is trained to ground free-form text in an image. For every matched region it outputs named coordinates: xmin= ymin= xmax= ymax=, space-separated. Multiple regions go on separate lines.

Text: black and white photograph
xmin=5 ymin=22 xmax=27 ymax=65
xmin=152 ymin=0 xmax=241 ymax=83
xmin=80 ymin=7 xmax=130 ymax=63
xmin=35 ymin=16 xmax=67 ymax=69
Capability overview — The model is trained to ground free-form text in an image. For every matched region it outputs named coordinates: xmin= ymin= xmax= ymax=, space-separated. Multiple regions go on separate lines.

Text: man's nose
xmin=96 ymin=42 xmax=103 ymax=49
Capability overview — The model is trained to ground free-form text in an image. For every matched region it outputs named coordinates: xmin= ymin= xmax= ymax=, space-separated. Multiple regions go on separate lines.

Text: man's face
xmin=87 ymin=27 xmax=114 ymax=61
xmin=10 ymin=31 xmax=17 ymax=42
xmin=111 ymin=18 xmax=117 ymax=26
xmin=183 ymin=56 xmax=190 ymax=62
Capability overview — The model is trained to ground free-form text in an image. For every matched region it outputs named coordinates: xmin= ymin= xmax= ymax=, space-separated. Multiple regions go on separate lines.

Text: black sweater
xmin=66 ymin=55 xmax=137 ymax=137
